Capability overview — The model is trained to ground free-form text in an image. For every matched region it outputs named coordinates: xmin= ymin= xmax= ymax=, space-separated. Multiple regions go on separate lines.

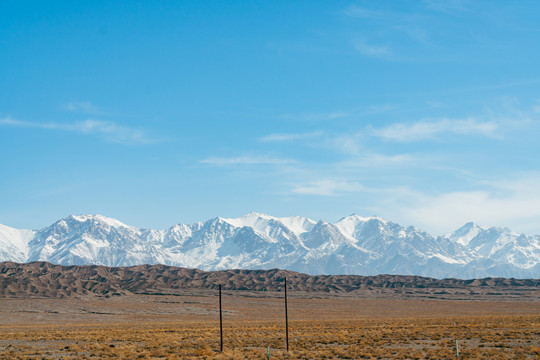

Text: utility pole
xmin=284 ymin=277 xmax=289 ymax=352
xmin=219 ymin=284 xmax=223 ymax=352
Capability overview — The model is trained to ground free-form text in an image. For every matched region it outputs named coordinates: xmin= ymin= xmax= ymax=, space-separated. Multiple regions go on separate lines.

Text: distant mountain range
xmin=0 ymin=213 xmax=538 ymax=279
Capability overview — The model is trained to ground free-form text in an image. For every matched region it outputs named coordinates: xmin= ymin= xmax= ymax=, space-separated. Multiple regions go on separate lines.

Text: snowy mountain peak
xmin=446 ymin=222 xmax=520 ymax=247
xmin=221 ymin=212 xmax=273 ymax=228
xmin=0 ymin=224 xmax=35 ymax=263
xmin=277 ymin=215 xmax=316 ymax=235
xmin=66 ymin=214 xmax=131 ymax=229
xmin=338 ymin=213 xmax=384 ymax=222
xmin=335 ymin=214 xmax=387 ymax=239
xmin=222 ymin=212 xmax=315 ymax=236
xmin=0 ymin=214 xmax=538 ymax=278
xmin=447 ymin=222 xmax=484 ymax=246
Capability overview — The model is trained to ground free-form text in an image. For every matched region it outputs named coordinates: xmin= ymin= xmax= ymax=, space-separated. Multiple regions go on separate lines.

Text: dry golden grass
xmin=0 ymin=294 xmax=538 ymax=359
xmin=0 ymin=315 xmax=538 ymax=359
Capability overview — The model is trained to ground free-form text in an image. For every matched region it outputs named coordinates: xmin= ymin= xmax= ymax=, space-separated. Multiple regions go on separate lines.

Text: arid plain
xmin=0 ymin=263 xmax=538 ymax=359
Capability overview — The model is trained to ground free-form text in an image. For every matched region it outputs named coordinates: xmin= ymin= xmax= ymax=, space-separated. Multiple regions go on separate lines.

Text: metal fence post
xmin=219 ymin=284 xmax=223 ymax=352
xmin=284 ymin=277 xmax=289 ymax=352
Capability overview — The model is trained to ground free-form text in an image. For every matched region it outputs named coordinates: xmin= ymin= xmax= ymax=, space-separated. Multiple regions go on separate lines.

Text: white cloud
xmin=287 ymin=173 xmax=540 ymax=234
xmin=342 ymin=5 xmax=405 ymax=22
xmin=200 ymin=155 xmax=296 ymax=166
xmin=399 ymin=26 xmax=430 ymax=44
xmin=62 ymin=101 xmax=103 ymax=115
xmin=0 ymin=118 xmax=23 ymax=127
xmin=282 ymin=112 xmax=348 ymax=122
xmin=331 ymin=132 xmax=364 ymax=156
xmin=423 ymin=0 xmax=471 ymax=13
xmin=0 ymin=117 xmax=154 ymax=145
xmin=344 ymin=6 xmax=431 ymax=49
xmin=353 ymin=41 xmax=391 ymax=58
xmin=343 ymin=6 xmax=385 ymax=19
xmin=292 ymin=180 xmax=366 ymax=196
xmin=533 ymin=100 xmax=540 ymax=114
xmin=62 ymin=119 xmax=152 ymax=144
xmin=382 ymin=174 xmax=540 ymax=235
xmin=340 ymin=153 xmax=417 ymax=168
xmin=259 ymin=131 xmax=322 ymax=142
xmin=372 ymin=118 xmax=498 ymax=141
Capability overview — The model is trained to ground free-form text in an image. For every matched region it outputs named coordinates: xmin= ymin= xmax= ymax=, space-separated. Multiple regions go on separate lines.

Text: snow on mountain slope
xmin=26 ymin=214 xmax=165 ymax=266
xmin=0 ymin=213 xmax=539 ymax=278
xmin=445 ymin=223 xmax=540 ymax=271
xmin=223 ymin=212 xmax=316 ymax=237
xmin=447 ymin=222 xmax=483 ymax=247
xmin=334 ymin=214 xmax=383 ymax=240
xmin=0 ymin=224 xmax=35 ymax=262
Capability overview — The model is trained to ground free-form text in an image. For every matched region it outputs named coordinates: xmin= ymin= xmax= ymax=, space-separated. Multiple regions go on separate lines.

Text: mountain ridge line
xmin=1 ymin=212 xmax=539 ymax=279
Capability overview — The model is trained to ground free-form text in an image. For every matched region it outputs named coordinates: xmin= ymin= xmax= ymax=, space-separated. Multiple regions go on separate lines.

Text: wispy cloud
xmin=533 ymin=100 xmax=540 ymax=114
xmin=395 ymin=173 xmax=540 ymax=235
xmin=0 ymin=118 xmax=24 ymax=127
xmin=340 ymin=153 xmax=417 ymax=168
xmin=259 ymin=131 xmax=322 ymax=142
xmin=342 ymin=6 xmax=375 ymax=18
xmin=371 ymin=118 xmax=498 ymax=141
xmin=365 ymin=104 xmax=399 ymax=114
xmin=62 ymin=101 xmax=103 ymax=116
xmin=343 ymin=6 xmax=398 ymax=21
xmin=292 ymin=179 xmax=366 ymax=196
xmin=330 ymin=132 xmax=364 ymax=156
xmin=282 ymin=112 xmax=348 ymax=122
xmin=0 ymin=117 xmax=154 ymax=145
xmin=200 ymin=155 xmax=296 ymax=166
xmin=423 ymin=0 xmax=472 ymax=14
xmin=353 ymin=40 xmax=392 ymax=58
xmin=288 ymin=173 xmax=540 ymax=234
xmin=342 ymin=5 xmax=440 ymax=60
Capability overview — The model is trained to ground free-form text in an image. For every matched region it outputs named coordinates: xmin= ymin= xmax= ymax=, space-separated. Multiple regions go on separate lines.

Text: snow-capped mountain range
xmin=0 ymin=213 xmax=538 ymax=279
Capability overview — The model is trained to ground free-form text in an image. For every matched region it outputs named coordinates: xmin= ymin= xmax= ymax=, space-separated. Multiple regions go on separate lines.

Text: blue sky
xmin=1 ymin=0 xmax=540 ymax=235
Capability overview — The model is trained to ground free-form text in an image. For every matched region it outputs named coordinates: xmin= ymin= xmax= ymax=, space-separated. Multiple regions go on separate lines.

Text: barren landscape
xmin=3 ymin=0 xmax=540 ymax=358
xmin=0 ymin=262 xmax=538 ymax=359
xmin=1 ymin=261 xmax=538 ymax=300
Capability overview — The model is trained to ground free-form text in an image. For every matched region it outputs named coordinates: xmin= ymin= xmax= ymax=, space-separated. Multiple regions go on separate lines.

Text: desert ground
xmin=0 ymin=289 xmax=539 ymax=359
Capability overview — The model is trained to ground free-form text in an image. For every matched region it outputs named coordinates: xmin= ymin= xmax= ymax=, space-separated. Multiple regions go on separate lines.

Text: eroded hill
xmin=1 ymin=261 xmax=538 ymax=300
